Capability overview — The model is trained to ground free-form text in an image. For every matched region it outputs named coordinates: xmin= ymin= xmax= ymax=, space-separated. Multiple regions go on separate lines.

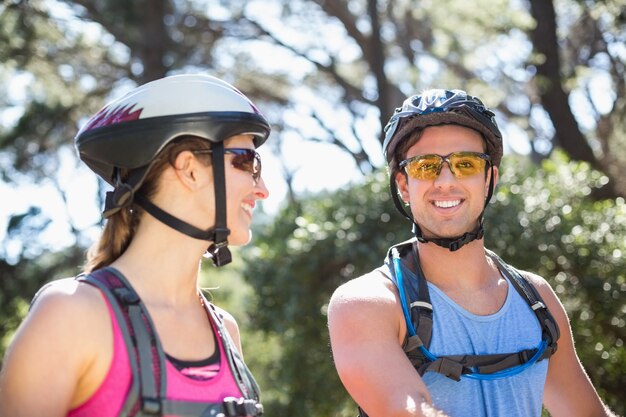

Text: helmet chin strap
xmin=125 ymin=141 xmax=232 ymax=267
xmin=206 ymin=141 xmax=231 ymax=266
xmin=134 ymin=194 xmax=231 ymax=265
xmin=412 ymin=219 xmax=484 ymax=252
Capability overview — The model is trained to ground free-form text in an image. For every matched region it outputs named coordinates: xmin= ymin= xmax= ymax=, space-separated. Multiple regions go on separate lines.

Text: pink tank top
xmin=68 ymin=296 xmax=244 ymax=417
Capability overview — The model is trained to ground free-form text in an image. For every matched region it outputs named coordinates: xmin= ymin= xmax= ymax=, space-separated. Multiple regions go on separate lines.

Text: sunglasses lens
xmin=448 ymin=153 xmax=486 ymax=177
xmin=405 ymin=155 xmax=442 ymax=180
xmin=231 ymin=149 xmax=261 ymax=182
xmin=403 ymin=152 xmax=487 ymax=180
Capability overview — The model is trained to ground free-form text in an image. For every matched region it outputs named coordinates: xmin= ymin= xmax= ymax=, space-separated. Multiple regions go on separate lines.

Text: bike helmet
xmin=382 ymin=89 xmax=503 ymax=251
xmin=75 ymin=74 xmax=271 ymax=266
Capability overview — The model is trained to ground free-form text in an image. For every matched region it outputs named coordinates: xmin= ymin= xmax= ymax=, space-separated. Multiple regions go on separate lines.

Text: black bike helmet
xmin=75 ymin=74 xmax=271 ymax=266
xmin=382 ymin=89 xmax=503 ymax=251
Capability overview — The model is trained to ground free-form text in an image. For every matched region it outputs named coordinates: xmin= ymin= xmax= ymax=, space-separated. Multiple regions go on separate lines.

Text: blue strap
xmin=390 ymin=245 xmax=551 ymax=380
xmin=392 ymin=248 xmax=417 ymax=337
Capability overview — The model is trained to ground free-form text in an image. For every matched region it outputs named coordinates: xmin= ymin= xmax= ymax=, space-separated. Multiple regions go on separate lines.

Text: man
xmin=327 ymin=89 xmax=616 ymax=417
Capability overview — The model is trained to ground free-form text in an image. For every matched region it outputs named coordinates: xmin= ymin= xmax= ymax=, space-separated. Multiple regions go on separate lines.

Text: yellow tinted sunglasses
xmin=400 ymin=151 xmax=491 ymax=180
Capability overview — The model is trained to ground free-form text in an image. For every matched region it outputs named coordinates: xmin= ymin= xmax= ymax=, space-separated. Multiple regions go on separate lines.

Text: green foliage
xmin=241 ymin=174 xmax=411 ymax=415
xmin=487 ymin=152 xmax=626 ymax=414
xmin=241 ymin=154 xmax=624 ymax=416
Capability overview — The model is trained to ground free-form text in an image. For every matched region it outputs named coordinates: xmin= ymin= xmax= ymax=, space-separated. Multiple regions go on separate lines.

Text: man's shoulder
xmin=329 ymin=268 xmax=398 ymax=308
xmin=327 ymin=268 xmax=405 ymax=339
xmin=502 ymin=262 xmax=552 ymax=292
xmin=486 ymin=249 xmax=551 ymax=287
xmin=489 ymin=253 xmax=559 ymax=306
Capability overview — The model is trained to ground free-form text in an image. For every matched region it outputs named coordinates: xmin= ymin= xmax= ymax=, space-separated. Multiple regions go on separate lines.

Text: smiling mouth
xmin=242 ymin=202 xmax=254 ymax=216
xmin=433 ymin=199 xmax=461 ymax=208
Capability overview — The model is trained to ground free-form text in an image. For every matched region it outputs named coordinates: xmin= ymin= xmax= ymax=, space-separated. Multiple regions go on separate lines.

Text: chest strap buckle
xmin=222 ymin=397 xmax=264 ymax=416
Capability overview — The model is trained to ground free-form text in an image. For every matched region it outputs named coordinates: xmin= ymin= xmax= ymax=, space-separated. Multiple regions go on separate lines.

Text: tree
xmin=2 ymin=0 xmax=624 ymax=254
xmin=213 ymin=0 xmax=626 ymax=194
xmin=527 ymin=0 xmax=626 ymax=198
xmin=5 ymin=0 xmax=624 ymax=203
xmin=1 ymin=0 xmax=624 ymax=412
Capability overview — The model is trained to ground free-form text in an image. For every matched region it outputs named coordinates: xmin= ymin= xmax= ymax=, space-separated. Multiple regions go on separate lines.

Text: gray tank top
xmin=422 ymin=277 xmax=549 ymax=417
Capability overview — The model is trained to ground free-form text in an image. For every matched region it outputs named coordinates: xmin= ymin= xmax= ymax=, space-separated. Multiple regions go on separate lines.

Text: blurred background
xmin=0 ymin=0 xmax=624 ymax=415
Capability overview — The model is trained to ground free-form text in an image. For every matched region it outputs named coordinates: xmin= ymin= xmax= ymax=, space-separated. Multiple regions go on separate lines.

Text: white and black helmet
xmin=75 ymin=74 xmax=271 ymax=266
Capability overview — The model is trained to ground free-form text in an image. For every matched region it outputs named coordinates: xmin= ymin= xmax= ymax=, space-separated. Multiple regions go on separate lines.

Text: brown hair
xmin=83 ymin=136 xmax=212 ymax=273
xmin=389 ymin=118 xmax=488 ymax=177
xmin=389 ymin=119 xmax=426 ymax=176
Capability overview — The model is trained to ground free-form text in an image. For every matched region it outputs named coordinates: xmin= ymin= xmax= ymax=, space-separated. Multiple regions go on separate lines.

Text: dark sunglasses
xmin=193 ymin=148 xmax=262 ymax=183
xmin=400 ymin=151 xmax=491 ymax=180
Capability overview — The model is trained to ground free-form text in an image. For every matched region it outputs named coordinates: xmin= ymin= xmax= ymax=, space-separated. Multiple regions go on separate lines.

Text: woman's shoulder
xmin=31 ymin=276 xmax=107 ymax=314
xmin=28 ymin=276 xmax=112 ymax=345
xmin=209 ymin=304 xmax=240 ymax=335
xmin=210 ymin=304 xmax=236 ymax=323
xmin=31 ymin=275 xmax=114 ymax=362
xmin=206 ymin=302 xmax=243 ymax=354
xmin=1 ymin=276 xmax=116 ymax=413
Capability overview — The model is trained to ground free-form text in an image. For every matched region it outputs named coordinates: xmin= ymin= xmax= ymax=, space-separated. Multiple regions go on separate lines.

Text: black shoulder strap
xmin=485 ymin=250 xmax=560 ymax=355
xmin=78 ymin=268 xmax=263 ymax=417
xmin=79 ymin=269 xmax=165 ymax=417
xmin=381 ymin=242 xmax=560 ymax=382
xmin=381 ymin=238 xmax=434 ymax=364
xmin=201 ymin=295 xmax=263 ymax=403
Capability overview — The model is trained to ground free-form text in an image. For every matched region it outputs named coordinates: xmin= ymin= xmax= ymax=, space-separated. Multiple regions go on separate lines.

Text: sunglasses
xmin=400 ymin=151 xmax=491 ymax=180
xmin=193 ymin=148 xmax=262 ymax=182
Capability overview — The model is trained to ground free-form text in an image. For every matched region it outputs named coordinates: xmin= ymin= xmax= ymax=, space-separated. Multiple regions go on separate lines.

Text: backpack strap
xmin=78 ymin=268 xmax=165 ymax=417
xmin=379 ymin=238 xmax=434 ymax=366
xmin=382 ymin=241 xmax=560 ymax=382
xmin=485 ymin=250 xmax=560 ymax=357
xmin=201 ymin=294 xmax=263 ymax=404
xmin=78 ymin=268 xmax=264 ymax=417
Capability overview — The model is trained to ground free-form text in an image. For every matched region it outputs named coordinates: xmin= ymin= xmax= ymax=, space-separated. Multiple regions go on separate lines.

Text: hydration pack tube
xmin=382 ymin=238 xmax=559 ymax=382
xmin=78 ymin=268 xmax=263 ymax=417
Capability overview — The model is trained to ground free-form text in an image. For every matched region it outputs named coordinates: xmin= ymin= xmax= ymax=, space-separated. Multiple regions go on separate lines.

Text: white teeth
xmin=242 ymin=203 xmax=253 ymax=215
xmin=434 ymin=200 xmax=461 ymax=208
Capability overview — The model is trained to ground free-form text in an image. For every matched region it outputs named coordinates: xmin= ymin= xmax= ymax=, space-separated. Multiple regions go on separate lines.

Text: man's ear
xmin=395 ymin=171 xmax=410 ymax=204
xmin=486 ymin=166 xmax=499 ymax=194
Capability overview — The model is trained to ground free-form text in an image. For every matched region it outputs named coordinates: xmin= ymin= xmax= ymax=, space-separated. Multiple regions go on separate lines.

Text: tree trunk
xmin=528 ymin=0 xmax=618 ymax=198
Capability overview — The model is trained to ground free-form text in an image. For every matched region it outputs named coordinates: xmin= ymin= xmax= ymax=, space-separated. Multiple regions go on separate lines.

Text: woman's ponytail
xmin=83 ymin=205 xmax=140 ymax=273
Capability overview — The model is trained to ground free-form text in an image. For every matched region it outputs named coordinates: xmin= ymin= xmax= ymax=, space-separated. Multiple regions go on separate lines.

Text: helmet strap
xmin=103 ymin=167 xmax=150 ymax=218
xmin=412 ymin=221 xmax=484 ymax=252
xmin=133 ymin=195 xmax=233 ymax=266
xmin=389 ymin=174 xmax=414 ymax=221
xmin=133 ymin=192 xmax=231 ymax=267
xmin=129 ymin=141 xmax=232 ymax=267
xmin=134 ymin=193 xmax=223 ymax=241
xmin=207 ymin=141 xmax=231 ymax=266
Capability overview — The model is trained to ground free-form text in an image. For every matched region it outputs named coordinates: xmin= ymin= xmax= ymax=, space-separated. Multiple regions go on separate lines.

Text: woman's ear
xmin=173 ymin=150 xmax=204 ymax=190
xmin=395 ymin=171 xmax=410 ymax=203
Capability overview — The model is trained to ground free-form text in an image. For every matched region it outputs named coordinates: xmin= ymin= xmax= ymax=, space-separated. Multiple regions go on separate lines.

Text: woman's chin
xmin=228 ymin=230 xmax=253 ymax=247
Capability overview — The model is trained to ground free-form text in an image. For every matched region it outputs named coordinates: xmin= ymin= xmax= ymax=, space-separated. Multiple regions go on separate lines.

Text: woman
xmin=0 ymin=74 xmax=269 ymax=417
